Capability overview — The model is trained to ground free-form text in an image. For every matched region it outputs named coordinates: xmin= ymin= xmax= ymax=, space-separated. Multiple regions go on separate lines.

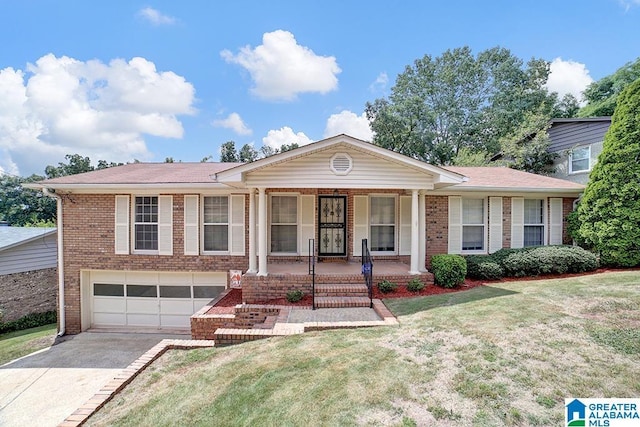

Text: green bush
xmin=501 ymin=245 xmax=598 ymax=277
xmin=406 ymin=278 xmax=425 ymax=292
xmin=431 ymin=254 xmax=467 ymax=288
xmin=0 ymin=311 xmax=57 ymax=335
xmin=465 ymin=255 xmax=504 ymax=280
xmin=575 ymin=78 xmax=640 ymax=267
xmin=377 ymin=280 xmax=398 ymax=294
xmin=476 ymin=262 xmax=505 ymax=280
xmin=285 ymin=290 xmax=304 ymax=303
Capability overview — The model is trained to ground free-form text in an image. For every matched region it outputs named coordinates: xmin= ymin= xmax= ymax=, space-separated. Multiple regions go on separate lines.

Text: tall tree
xmin=0 ymin=174 xmax=56 ymax=226
xmin=219 ymin=141 xmax=239 ymax=162
xmin=575 ymin=78 xmax=640 ymax=266
xmin=239 ymin=144 xmax=259 ymax=163
xmin=578 ymin=57 xmax=640 ymax=117
xmin=366 ymin=46 xmax=557 ymax=165
xmin=499 ymin=111 xmax=557 ymax=174
xmin=45 ymin=154 xmax=94 ymax=178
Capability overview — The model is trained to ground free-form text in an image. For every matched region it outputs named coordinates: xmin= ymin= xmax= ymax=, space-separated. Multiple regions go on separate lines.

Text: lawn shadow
xmin=383 ymin=285 xmax=519 ymax=317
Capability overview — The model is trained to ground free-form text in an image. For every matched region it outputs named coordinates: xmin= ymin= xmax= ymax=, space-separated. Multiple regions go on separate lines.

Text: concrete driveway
xmin=0 ymin=331 xmax=188 ymax=427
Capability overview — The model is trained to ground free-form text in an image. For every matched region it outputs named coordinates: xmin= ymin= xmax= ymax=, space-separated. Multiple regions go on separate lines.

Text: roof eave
xmin=0 ymin=229 xmax=57 ymax=253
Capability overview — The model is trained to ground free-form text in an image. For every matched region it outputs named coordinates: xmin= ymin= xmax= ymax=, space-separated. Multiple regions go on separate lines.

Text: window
xmin=462 ymin=198 xmax=485 ymax=251
xmin=570 ymin=146 xmax=590 ymax=173
xmin=134 ymin=196 xmax=158 ymax=251
xmin=370 ymin=196 xmax=395 ymax=252
xmin=271 ymin=195 xmax=297 ymax=253
xmin=203 ymin=196 xmax=228 ymax=252
xmin=524 ymin=199 xmax=544 ymax=247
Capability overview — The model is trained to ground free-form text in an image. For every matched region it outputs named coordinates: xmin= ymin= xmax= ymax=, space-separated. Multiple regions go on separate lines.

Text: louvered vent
xmin=330 ymin=153 xmax=352 ymax=175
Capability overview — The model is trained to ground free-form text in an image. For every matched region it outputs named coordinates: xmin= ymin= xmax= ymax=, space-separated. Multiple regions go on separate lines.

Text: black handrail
xmin=361 ymin=238 xmax=373 ymax=308
xmin=309 ymin=238 xmax=316 ymax=310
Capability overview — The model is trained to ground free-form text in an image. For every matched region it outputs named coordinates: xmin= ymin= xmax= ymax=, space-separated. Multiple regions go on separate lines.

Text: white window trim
xmin=369 ymin=194 xmax=398 ymax=255
xmin=569 ymin=145 xmax=591 ymax=174
xmin=523 ymin=198 xmax=547 ymax=247
xmin=461 ymin=198 xmax=488 ymax=255
xmin=269 ymin=193 xmax=299 ymax=256
xmin=132 ymin=195 xmax=159 ymax=255
xmin=201 ymin=195 xmax=230 ymax=255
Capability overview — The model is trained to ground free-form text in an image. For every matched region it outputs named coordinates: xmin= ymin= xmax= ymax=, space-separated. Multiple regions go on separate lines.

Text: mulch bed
xmin=210 ymin=267 xmax=639 ymax=309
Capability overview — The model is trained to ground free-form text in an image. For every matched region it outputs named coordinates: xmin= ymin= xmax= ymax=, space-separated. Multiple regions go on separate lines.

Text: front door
xmin=318 ymin=195 xmax=347 ymax=256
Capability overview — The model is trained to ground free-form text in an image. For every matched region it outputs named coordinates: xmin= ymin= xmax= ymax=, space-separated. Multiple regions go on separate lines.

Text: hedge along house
xmin=28 ymin=135 xmax=584 ymax=335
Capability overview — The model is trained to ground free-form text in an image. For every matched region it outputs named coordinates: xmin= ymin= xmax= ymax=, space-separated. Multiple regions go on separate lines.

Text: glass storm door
xmin=318 ymin=196 xmax=347 ymax=256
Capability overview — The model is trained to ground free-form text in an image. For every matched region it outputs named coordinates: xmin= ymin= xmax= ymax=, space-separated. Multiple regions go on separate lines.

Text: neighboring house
xmin=548 ymin=117 xmax=612 ymax=185
xmin=28 ymin=135 xmax=584 ymax=334
xmin=0 ymin=226 xmax=57 ymax=322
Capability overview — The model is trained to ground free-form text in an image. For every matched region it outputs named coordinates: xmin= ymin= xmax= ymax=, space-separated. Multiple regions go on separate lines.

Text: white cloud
xmin=262 ymin=127 xmax=313 ymax=149
xmin=619 ymin=0 xmax=640 ymax=11
xmin=324 ymin=110 xmax=373 ymax=141
xmin=221 ymin=30 xmax=341 ymax=101
xmin=137 ymin=7 xmax=176 ymax=25
xmin=546 ymin=58 xmax=594 ymax=104
xmin=369 ymin=72 xmax=389 ymax=93
xmin=212 ymin=112 xmax=252 ymax=135
xmin=0 ymin=54 xmax=195 ymax=175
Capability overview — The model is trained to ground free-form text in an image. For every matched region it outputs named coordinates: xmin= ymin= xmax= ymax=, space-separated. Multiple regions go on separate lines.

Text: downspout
xmin=43 ymin=188 xmax=65 ymax=336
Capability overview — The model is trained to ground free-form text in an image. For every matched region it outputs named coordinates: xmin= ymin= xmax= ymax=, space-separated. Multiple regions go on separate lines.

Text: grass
xmin=0 ymin=323 xmax=57 ymax=365
xmin=87 ymin=271 xmax=640 ymax=426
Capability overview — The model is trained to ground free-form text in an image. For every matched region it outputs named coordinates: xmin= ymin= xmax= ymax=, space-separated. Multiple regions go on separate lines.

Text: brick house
xmin=29 ymin=135 xmax=584 ymax=335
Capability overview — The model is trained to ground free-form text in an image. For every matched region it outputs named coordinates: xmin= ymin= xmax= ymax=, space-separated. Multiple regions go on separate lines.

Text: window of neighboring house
xmin=524 ymin=199 xmax=545 ymax=247
xmin=462 ymin=198 xmax=485 ymax=251
xmin=134 ymin=196 xmax=158 ymax=251
xmin=570 ymin=146 xmax=590 ymax=173
xmin=370 ymin=195 xmax=396 ymax=252
xmin=271 ymin=195 xmax=297 ymax=253
xmin=203 ymin=196 xmax=229 ymax=252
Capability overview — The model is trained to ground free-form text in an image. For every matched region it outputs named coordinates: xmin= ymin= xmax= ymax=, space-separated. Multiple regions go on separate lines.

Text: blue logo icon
xmin=566 ymin=399 xmax=586 ymax=426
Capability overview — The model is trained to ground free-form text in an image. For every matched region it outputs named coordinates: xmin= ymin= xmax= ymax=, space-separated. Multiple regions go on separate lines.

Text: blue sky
xmin=1 ymin=0 xmax=639 ymax=176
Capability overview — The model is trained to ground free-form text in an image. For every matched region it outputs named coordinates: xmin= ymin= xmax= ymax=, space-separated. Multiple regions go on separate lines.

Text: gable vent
xmin=330 ymin=153 xmax=353 ymax=175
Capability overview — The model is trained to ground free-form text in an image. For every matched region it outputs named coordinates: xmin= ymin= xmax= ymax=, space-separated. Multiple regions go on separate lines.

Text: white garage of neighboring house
xmin=0 ymin=226 xmax=58 ymax=322
xmin=81 ymin=270 xmax=226 ymax=330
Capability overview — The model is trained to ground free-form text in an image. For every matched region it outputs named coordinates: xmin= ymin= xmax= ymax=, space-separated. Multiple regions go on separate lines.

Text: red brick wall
xmin=502 ymin=197 xmax=512 ymax=249
xmin=60 ymin=194 xmax=249 ymax=333
xmin=563 ymin=197 xmax=577 ymax=244
xmin=425 ymin=195 xmax=448 ymax=267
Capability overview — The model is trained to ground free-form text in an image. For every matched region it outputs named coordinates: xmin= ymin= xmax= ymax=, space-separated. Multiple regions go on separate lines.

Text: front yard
xmin=0 ymin=324 xmax=57 ymax=366
xmin=87 ymin=271 xmax=640 ymax=426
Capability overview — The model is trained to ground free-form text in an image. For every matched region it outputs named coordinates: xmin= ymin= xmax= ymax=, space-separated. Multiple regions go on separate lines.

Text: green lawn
xmin=87 ymin=271 xmax=640 ymax=427
xmin=0 ymin=323 xmax=57 ymax=365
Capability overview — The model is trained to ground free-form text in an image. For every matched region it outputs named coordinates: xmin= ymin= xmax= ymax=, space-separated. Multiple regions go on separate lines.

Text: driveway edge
xmin=58 ymin=339 xmax=215 ymax=427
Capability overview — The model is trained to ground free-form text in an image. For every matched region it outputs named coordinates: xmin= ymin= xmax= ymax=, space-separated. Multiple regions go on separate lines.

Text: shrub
xmin=406 ymin=277 xmax=425 ymax=292
xmin=377 ymin=280 xmax=398 ymax=294
xmin=476 ymin=262 xmax=505 ymax=280
xmin=501 ymin=245 xmax=598 ymax=277
xmin=285 ymin=290 xmax=304 ymax=303
xmin=0 ymin=311 xmax=57 ymax=335
xmin=431 ymin=254 xmax=467 ymax=288
xmin=465 ymin=255 xmax=503 ymax=280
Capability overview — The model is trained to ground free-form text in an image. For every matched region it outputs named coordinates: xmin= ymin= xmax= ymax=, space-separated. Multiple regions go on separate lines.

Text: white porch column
xmin=248 ymin=188 xmax=257 ymax=273
xmin=257 ymin=187 xmax=268 ymax=276
xmin=410 ymin=189 xmax=420 ymax=274
xmin=418 ymin=191 xmax=427 ymax=272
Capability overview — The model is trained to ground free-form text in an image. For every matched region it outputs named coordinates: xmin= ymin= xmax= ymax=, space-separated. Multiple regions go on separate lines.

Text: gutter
xmin=43 ymin=188 xmax=65 ymax=337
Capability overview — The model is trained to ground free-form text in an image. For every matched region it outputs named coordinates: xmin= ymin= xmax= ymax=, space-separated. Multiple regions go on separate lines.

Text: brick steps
xmin=314 ymin=283 xmax=369 ymax=297
xmin=315 ymin=296 xmax=372 ymax=308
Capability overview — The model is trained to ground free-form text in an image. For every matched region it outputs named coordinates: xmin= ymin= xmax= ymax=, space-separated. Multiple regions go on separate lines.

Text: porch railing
xmin=309 ymin=238 xmax=316 ymax=310
xmin=361 ymin=238 xmax=373 ymax=308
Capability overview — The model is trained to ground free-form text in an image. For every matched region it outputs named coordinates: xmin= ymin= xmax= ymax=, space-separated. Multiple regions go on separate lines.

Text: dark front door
xmin=318 ymin=195 xmax=347 ymax=256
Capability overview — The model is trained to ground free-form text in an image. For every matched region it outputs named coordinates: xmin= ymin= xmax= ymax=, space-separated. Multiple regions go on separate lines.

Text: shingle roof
xmin=444 ymin=166 xmax=585 ymax=191
xmin=0 ymin=227 xmax=57 ymax=251
xmin=37 ymin=162 xmax=241 ymax=185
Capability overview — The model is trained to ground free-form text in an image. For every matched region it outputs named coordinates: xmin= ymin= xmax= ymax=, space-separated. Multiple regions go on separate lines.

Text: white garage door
xmin=90 ymin=271 xmax=226 ymax=329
